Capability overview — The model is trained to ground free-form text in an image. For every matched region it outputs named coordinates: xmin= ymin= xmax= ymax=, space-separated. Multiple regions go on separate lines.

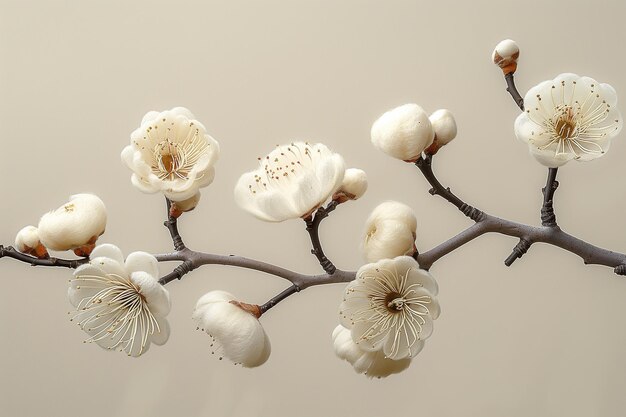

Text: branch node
xmin=541 ymin=168 xmax=559 ymax=228
xmin=614 ymin=264 xmax=626 ymax=276
xmin=504 ymin=238 xmax=532 ymax=266
xmin=459 ymin=203 xmax=484 ymax=222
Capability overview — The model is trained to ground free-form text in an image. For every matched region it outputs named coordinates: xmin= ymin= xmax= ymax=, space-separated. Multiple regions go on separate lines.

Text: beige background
xmin=2 ymin=0 xmax=626 ymax=416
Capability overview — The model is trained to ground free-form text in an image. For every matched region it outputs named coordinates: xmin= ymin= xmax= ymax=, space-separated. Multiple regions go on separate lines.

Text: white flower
xmin=429 ymin=109 xmax=457 ymax=146
xmin=192 ymin=290 xmax=271 ymax=367
xmin=38 ymin=194 xmax=107 ymax=255
xmin=371 ymin=104 xmax=434 ymax=161
xmin=69 ymin=244 xmax=171 ymax=357
xmin=333 ymin=168 xmax=368 ymax=202
xmin=234 ymin=142 xmax=346 ymax=222
xmin=514 ymin=73 xmax=623 ymax=167
xmin=363 ymin=201 xmax=417 ymax=263
xmin=492 ymin=39 xmax=519 ymax=74
xmin=339 ymin=256 xmax=439 ymax=360
xmin=14 ymin=225 xmax=48 ymax=258
xmin=332 ymin=325 xmax=411 ymax=378
xmin=121 ymin=107 xmax=220 ymax=202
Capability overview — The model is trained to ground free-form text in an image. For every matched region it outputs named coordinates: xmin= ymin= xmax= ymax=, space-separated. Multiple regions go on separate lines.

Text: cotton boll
xmin=429 ymin=109 xmax=457 ymax=146
xmin=38 ymin=194 xmax=107 ymax=253
xmin=492 ymin=39 xmax=519 ymax=74
xmin=371 ymin=104 xmax=434 ymax=161
xmin=363 ymin=201 xmax=417 ymax=262
xmin=332 ymin=325 xmax=411 ymax=378
xmin=333 ymin=168 xmax=368 ymax=203
xmin=193 ymin=291 xmax=270 ymax=367
xmin=14 ymin=226 xmax=48 ymax=259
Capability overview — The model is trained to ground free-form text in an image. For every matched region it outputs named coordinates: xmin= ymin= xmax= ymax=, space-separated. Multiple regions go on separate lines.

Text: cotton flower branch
xmin=413 ymin=153 xmax=626 ymax=274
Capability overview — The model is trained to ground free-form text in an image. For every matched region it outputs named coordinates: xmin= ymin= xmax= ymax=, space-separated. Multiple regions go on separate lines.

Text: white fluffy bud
xmin=192 ymin=290 xmax=271 ymax=367
xmin=371 ymin=104 xmax=434 ymax=161
xmin=169 ymin=192 xmax=201 ymax=218
xmin=332 ymin=325 xmax=411 ymax=378
xmin=333 ymin=168 xmax=368 ymax=202
xmin=492 ymin=39 xmax=519 ymax=74
xmin=363 ymin=201 xmax=417 ymax=262
xmin=14 ymin=226 xmax=48 ymax=258
xmin=429 ymin=109 xmax=457 ymax=145
xmin=38 ymin=194 xmax=107 ymax=252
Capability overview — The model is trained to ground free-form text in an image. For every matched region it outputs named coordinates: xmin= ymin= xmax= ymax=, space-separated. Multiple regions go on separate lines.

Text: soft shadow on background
xmin=2 ymin=1 xmax=626 ymax=416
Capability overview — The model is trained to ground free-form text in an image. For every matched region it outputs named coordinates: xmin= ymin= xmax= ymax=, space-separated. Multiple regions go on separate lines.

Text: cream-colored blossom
xmin=332 ymin=325 xmax=411 ymax=378
xmin=363 ymin=201 xmax=417 ymax=262
xmin=234 ymin=142 xmax=345 ymax=222
xmin=69 ymin=244 xmax=170 ymax=357
xmin=371 ymin=104 xmax=434 ymax=161
xmin=193 ymin=290 xmax=271 ymax=367
xmin=121 ymin=107 xmax=220 ymax=202
xmin=38 ymin=194 xmax=106 ymax=254
xmin=339 ymin=256 xmax=439 ymax=360
xmin=515 ymin=73 xmax=622 ymax=167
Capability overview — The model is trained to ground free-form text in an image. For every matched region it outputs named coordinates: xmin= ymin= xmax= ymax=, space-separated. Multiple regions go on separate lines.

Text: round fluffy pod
xmin=333 ymin=168 xmax=368 ymax=203
xmin=14 ymin=226 xmax=48 ymax=258
xmin=192 ymin=290 xmax=271 ymax=367
xmin=38 ymin=194 xmax=107 ymax=254
xmin=363 ymin=201 xmax=417 ymax=262
xmin=371 ymin=104 xmax=434 ymax=161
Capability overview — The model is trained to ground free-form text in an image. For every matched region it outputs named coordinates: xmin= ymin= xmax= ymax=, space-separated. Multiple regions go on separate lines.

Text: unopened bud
xmin=425 ymin=109 xmax=458 ymax=155
xmin=371 ymin=104 xmax=435 ymax=162
xmin=333 ymin=168 xmax=368 ymax=203
xmin=15 ymin=226 xmax=49 ymax=259
xmin=492 ymin=39 xmax=519 ymax=75
xmin=169 ymin=192 xmax=201 ymax=218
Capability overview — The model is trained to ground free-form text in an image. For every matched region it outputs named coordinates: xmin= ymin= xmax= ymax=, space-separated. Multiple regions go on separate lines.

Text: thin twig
xmin=305 ymin=201 xmax=339 ymax=274
xmin=164 ymin=198 xmax=186 ymax=251
xmin=415 ymin=155 xmax=484 ymax=222
xmin=0 ymin=245 xmax=88 ymax=269
xmin=505 ymin=72 xmax=525 ymax=111
xmin=541 ymin=168 xmax=559 ymax=227
xmin=259 ymin=284 xmax=301 ymax=314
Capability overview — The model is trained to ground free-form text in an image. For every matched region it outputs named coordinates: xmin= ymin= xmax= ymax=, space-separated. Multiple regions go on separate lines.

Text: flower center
xmin=556 ymin=118 xmax=576 ymax=139
xmin=153 ymin=140 xmax=187 ymax=180
xmin=385 ymin=292 xmax=407 ymax=312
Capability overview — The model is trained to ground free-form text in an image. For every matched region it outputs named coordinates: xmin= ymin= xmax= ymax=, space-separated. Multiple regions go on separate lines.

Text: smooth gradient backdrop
xmin=2 ymin=1 xmax=626 ymax=416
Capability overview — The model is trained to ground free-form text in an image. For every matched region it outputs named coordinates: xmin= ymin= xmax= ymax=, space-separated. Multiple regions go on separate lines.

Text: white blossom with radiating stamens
xmin=339 ymin=256 xmax=439 ymax=360
xmin=234 ymin=142 xmax=346 ymax=222
xmin=363 ymin=201 xmax=417 ymax=262
xmin=68 ymin=244 xmax=171 ymax=357
xmin=371 ymin=104 xmax=434 ymax=161
xmin=332 ymin=325 xmax=412 ymax=378
xmin=515 ymin=73 xmax=622 ymax=167
xmin=121 ymin=107 xmax=220 ymax=202
xmin=38 ymin=194 xmax=107 ymax=252
xmin=192 ymin=290 xmax=271 ymax=367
